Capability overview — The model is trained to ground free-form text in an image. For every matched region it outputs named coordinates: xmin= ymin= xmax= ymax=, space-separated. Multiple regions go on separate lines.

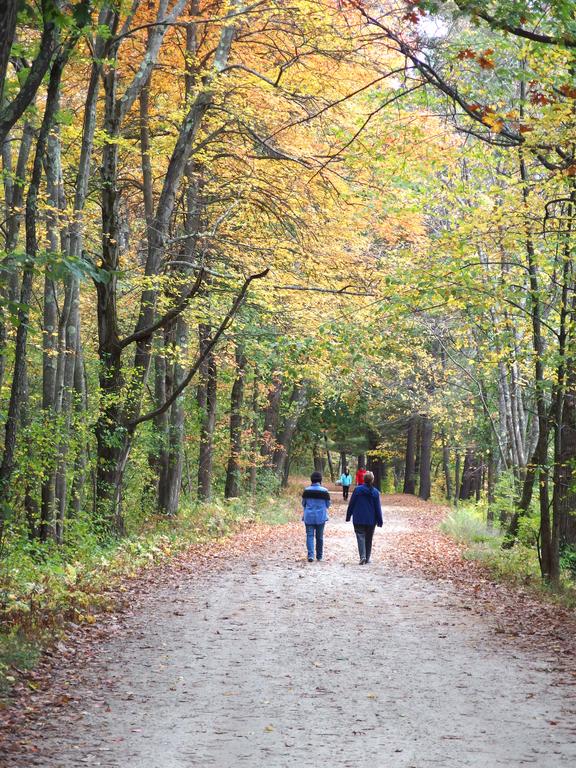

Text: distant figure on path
xmin=355 ymin=465 xmax=367 ymax=486
xmin=339 ymin=467 xmax=353 ymax=500
xmin=302 ymin=471 xmax=331 ymax=562
xmin=346 ymin=470 xmax=383 ymax=565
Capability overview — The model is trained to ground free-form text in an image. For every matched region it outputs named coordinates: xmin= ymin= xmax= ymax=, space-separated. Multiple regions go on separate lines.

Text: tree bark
xmin=403 ymin=415 xmax=417 ymax=494
xmin=273 ymin=383 xmax=308 ymax=478
xmin=441 ymin=434 xmax=452 ymax=501
xmin=261 ymin=376 xmax=283 ymax=459
xmin=197 ymin=324 xmax=217 ymax=501
xmin=418 ymin=416 xmax=433 ymax=501
xmin=0 ymin=53 xmax=66 ymax=523
xmin=248 ymin=367 xmax=259 ymax=494
xmin=324 ymin=433 xmax=335 ymax=482
xmin=224 ymin=346 xmax=246 ymax=499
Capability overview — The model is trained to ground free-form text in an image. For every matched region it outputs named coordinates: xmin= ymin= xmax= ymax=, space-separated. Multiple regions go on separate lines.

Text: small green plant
xmin=560 ymin=546 xmax=576 ymax=580
xmin=440 ymin=505 xmax=497 ymax=544
xmin=0 ymin=488 xmax=296 ymax=695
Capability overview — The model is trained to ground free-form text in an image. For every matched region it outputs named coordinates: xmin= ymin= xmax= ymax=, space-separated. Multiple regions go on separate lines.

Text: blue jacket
xmin=339 ymin=472 xmax=352 ymax=486
xmin=346 ymin=484 xmax=383 ymax=527
xmin=301 ymin=483 xmax=331 ymax=525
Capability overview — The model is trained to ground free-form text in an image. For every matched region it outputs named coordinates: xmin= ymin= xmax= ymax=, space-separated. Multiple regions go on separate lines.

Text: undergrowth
xmin=0 ymin=490 xmax=297 ymax=693
xmin=440 ymin=504 xmax=576 ymax=606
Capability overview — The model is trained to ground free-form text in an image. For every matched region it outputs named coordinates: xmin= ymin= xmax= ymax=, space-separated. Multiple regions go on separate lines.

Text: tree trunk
xmin=418 ymin=416 xmax=432 ymax=501
xmin=403 ymin=415 xmax=417 ymax=494
xmin=248 ymin=367 xmax=259 ymax=495
xmin=313 ymin=440 xmax=323 ymax=473
xmin=197 ymin=324 xmax=217 ymax=501
xmin=0 ymin=2 xmax=19 ymax=107
xmin=487 ymin=452 xmax=496 ymax=528
xmin=519 ymin=147 xmax=555 ymax=581
xmin=225 ymin=346 xmax=246 ymax=499
xmin=441 ymin=434 xmax=452 ymax=501
xmin=459 ymin=449 xmax=476 ymax=500
xmin=272 ymin=383 xmax=308 ymax=478
xmin=0 ymin=55 xmax=66 ymax=522
xmin=261 ymin=376 xmax=283 ymax=459
xmin=323 ymin=433 xmax=335 ymax=481
xmin=454 ymin=450 xmax=461 ymax=507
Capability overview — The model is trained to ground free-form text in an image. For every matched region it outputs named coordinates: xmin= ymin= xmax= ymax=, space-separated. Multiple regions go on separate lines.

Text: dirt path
xmin=4 ymin=493 xmax=576 ymax=767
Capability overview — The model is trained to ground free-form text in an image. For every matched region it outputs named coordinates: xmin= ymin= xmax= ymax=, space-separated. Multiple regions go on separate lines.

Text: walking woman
xmin=345 ymin=471 xmax=383 ymax=564
xmin=339 ymin=467 xmax=353 ymax=500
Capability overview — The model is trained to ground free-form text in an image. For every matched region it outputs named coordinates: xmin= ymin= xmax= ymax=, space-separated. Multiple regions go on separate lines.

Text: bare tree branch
xmin=129 ymin=268 xmax=269 ymax=427
xmin=118 ymin=268 xmax=206 ymax=349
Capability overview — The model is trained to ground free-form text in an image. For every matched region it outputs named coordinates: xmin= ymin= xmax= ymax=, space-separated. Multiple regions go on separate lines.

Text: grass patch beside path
xmin=440 ymin=504 xmax=576 ymax=607
xmin=0 ymin=491 xmax=297 ymax=695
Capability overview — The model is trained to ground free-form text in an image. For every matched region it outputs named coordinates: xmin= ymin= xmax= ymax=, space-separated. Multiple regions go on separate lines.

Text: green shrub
xmin=560 ymin=546 xmax=576 ymax=580
xmin=0 ymin=489 xmax=296 ymax=694
xmin=440 ymin=505 xmax=497 ymax=544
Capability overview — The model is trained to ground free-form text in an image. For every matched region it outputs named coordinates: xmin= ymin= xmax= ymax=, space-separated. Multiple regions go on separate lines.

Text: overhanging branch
xmin=118 ymin=267 xmax=206 ymax=349
xmin=129 ymin=268 xmax=269 ymax=427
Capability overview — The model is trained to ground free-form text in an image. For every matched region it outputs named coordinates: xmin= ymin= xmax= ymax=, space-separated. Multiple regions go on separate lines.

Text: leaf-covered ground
xmin=1 ymin=492 xmax=576 ymax=766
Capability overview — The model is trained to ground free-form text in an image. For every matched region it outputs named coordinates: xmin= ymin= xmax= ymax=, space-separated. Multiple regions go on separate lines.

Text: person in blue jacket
xmin=302 ymin=470 xmax=331 ymax=562
xmin=339 ymin=467 xmax=353 ymax=500
xmin=345 ymin=470 xmax=383 ymax=564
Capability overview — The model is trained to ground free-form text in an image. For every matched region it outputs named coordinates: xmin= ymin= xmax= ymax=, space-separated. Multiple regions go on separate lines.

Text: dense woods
xmin=1 ymin=0 xmax=576 ymax=608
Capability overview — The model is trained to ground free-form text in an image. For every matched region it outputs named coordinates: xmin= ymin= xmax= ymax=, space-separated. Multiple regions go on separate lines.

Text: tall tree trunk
xmin=418 ymin=416 xmax=432 ymax=501
xmin=248 ymin=367 xmax=259 ymax=495
xmin=519 ymin=147 xmax=554 ymax=581
xmin=403 ymin=415 xmax=417 ymax=494
xmin=487 ymin=451 xmax=496 ymax=528
xmin=323 ymin=433 xmax=335 ymax=482
xmin=441 ymin=434 xmax=452 ymax=501
xmin=197 ymin=324 xmax=217 ymax=501
xmin=459 ymin=449 xmax=475 ymax=501
xmin=454 ymin=450 xmax=461 ymax=507
xmin=0 ymin=2 xmax=19 ymax=107
xmin=224 ymin=346 xmax=246 ymax=499
xmin=0 ymin=54 xmax=66 ymax=524
xmin=70 ymin=338 xmax=88 ymax=517
xmin=157 ymin=318 xmax=189 ymax=515
xmin=313 ymin=439 xmax=323 ymax=473
xmin=551 ymin=203 xmax=576 ymax=575
xmin=261 ymin=375 xmax=283 ymax=459
xmin=272 ymin=383 xmax=308 ymax=478
xmin=0 ymin=121 xmax=35 ymax=391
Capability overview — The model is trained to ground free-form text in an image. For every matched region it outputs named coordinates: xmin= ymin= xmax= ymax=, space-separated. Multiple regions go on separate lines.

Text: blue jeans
xmin=305 ymin=523 xmax=325 ymax=560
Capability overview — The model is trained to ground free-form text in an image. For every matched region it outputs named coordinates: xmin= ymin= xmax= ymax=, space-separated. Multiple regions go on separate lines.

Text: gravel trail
xmin=5 ymin=494 xmax=576 ymax=767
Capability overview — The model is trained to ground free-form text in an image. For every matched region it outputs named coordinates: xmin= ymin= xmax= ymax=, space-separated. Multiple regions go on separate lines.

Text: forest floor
xmin=2 ymin=490 xmax=576 ymax=767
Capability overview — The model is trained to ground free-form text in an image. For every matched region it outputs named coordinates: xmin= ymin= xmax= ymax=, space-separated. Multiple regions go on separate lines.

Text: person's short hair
xmin=364 ymin=470 xmax=375 ymax=485
xmin=311 ymin=470 xmax=322 ymax=483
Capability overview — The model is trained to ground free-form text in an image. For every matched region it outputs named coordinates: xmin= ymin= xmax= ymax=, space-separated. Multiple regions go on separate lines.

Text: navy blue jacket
xmin=346 ymin=483 xmax=383 ymax=527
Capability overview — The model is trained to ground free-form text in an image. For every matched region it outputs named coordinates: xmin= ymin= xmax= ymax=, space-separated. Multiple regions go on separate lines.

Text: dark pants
xmin=354 ymin=524 xmax=375 ymax=562
xmin=342 ymin=485 xmax=350 ymax=500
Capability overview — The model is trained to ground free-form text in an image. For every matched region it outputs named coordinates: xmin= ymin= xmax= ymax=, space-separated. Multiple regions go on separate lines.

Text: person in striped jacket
xmin=301 ymin=471 xmax=331 ymax=562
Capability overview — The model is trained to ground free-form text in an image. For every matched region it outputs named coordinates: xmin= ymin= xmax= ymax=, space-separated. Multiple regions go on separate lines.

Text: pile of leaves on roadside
xmin=0 ymin=494 xmax=299 ymax=697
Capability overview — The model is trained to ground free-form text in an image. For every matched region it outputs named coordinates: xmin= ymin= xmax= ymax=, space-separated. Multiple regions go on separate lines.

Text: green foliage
xmin=0 ymin=634 xmax=39 ymax=695
xmin=441 ymin=504 xmax=576 ymax=600
xmin=440 ymin=505 xmax=497 ymax=544
xmin=560 ymin=546 xmax=576 ymax=580
xmin=490 ymin=470 xmax=521 ymax=523
xmin=0 ymin=490 xmax=296 ymax=693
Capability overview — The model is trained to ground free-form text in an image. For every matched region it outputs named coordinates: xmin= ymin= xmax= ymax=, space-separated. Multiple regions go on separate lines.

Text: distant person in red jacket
xmin=355 ymin=466 xmax=367 ymax=486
